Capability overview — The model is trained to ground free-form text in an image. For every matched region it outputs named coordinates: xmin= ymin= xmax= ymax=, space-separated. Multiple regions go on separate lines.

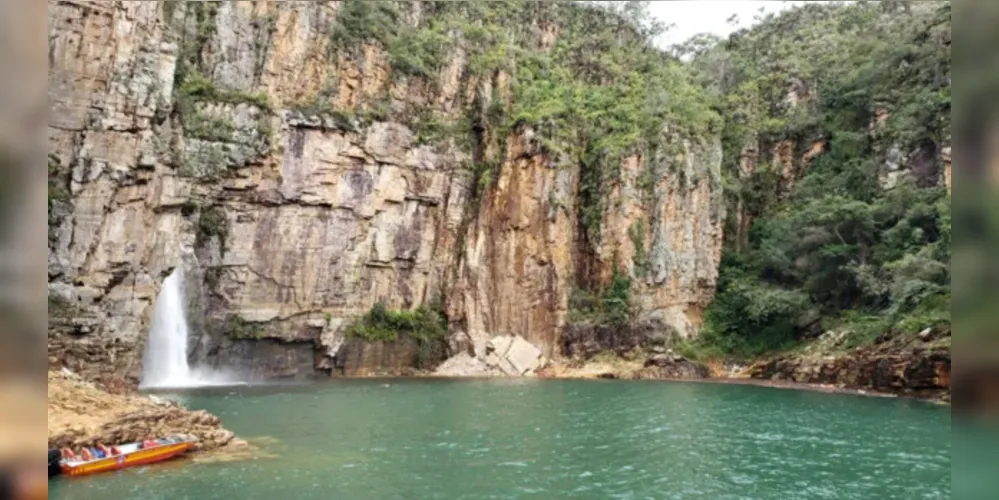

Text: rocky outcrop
xmin=540 ymin=347 xmax=709 ymax=381
xmin=484 ymin=335 xmax=547 ymax=376
xmin=560 ymin=318 xmax=679 ymax=360
xmin=633 ymin=351 xmax=709 ymax=380
xmin=331 ymin=334 xmax=432 ymax=377
xmin=747 ymin=329 xmax=951 ymax=400
xmin=48 ymin=370 xmax=238 ymax=452
xmin=47 ymin=1 xmax=725 ymax=384
xmin=433 ymin=352 xmax=499 ymax=377
xmin=434 ymin=335 xmax=547 ymax=377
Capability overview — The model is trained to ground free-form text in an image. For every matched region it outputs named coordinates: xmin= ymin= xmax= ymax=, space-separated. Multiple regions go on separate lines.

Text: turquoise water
xmin=49 ymin=379 xmax=950 ymax=499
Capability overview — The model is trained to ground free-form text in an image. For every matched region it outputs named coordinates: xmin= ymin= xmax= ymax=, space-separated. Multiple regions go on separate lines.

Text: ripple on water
xmin=49 ymin=380 xmax=950 ymax=500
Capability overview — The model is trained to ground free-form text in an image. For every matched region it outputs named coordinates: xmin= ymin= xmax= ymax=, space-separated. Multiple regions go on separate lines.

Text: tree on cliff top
xmin=689 ymin=1 xmax=951 ymax=357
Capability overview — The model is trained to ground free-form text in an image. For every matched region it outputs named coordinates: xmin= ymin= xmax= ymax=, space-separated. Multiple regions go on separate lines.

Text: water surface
xmin=49 ymin=379 xmax=950 ymax=499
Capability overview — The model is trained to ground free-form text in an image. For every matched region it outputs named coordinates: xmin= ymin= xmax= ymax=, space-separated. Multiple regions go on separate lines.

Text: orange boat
xmin=59 ymin=436 xmax=197 ymax=477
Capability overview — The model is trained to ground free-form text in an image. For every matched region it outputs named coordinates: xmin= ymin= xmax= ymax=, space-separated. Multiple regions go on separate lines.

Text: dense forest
xmin=285 ymin=0 xmax=953 ymax=360
xmin=679 ymin=0 xmax=951 ymax=358
xmin=46 ymin=0 xmax=952 ymax=383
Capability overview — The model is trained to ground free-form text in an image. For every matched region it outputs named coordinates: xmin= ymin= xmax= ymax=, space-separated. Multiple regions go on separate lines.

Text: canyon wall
xmin=47 ymin=1 xmax=724 ymax=385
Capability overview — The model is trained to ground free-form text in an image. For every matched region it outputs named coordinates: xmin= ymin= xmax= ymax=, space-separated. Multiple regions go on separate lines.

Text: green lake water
xmin=49 ymin=379 xmax=950 ymax=499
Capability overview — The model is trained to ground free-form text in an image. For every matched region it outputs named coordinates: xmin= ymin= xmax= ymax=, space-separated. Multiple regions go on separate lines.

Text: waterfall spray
xmin=140 ymin=267 xmax=233 ymax=389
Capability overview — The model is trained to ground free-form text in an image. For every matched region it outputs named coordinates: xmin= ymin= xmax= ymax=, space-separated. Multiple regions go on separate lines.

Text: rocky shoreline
xmin=744 ymin=329 xmax=951 ymax=403
xmin=429 ymin=329 xmax=951 ymax=403
xmin=46 ymin=326 xmax=949 ymax=459
xmin=47 ymin=370 xmax=247 ymax=456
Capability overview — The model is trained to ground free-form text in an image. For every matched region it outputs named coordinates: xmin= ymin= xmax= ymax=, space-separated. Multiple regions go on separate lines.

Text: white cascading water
xmin=140 ymin=267 xmax=232 ymax=389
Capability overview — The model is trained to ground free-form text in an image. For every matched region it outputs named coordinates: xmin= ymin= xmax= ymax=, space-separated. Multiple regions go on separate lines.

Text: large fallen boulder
xmin=485 ymin=335 xmax=547 ymax=376
xmin=433 ymin=352 xmax=500 ymax=377
xmin=434 ymin=335 xmax=547 ymax=377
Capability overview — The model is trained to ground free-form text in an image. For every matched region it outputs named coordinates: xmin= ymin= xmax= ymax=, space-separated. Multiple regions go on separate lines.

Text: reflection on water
xmin=50 ymin=379 xmax=951 ymax=499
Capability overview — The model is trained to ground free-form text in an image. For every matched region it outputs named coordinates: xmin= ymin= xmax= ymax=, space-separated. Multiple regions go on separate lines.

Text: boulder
xmin=433 ymin=334 xmax=546 ymax=377
xmin=637 ymin=353 xmax=708 ymax=379
xmin=486 ymin=335 xmax=515 ymax=357
xmin=433 ymin=352 xmax=500 ymax=377
xmin=505 ymin=336 xmax=544 ymax=375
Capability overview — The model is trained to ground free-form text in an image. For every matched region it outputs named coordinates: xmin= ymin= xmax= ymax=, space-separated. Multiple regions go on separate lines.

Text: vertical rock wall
xmin=48 ymin=1 xmax=725 ymax=383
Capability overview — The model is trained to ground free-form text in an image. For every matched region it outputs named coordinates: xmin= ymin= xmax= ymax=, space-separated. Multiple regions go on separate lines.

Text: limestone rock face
xmin=48 ymin=1 xmax=726 ymax=384
xmin=48 ymin=0 xmax=190 ymax=388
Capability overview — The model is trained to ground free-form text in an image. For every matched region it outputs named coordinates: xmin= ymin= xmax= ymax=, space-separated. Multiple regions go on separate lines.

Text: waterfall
xmin=140 ymin=267 xmax=232 ymax=389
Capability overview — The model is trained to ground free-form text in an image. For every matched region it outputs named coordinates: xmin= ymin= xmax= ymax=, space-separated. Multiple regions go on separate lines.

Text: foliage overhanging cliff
xmin=679 ymin=0 xmax=951 ymax=358
xmin=47 ymin=0 xmax=951 ymax=384
xmin=47 ymin=0 xmax=725 ymax=383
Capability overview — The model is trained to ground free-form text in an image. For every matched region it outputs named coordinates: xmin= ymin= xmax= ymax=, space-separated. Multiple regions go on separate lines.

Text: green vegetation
xmin=628 ymin=219 xmax=647 ymax=277
xmin=172 ymin=1 xmax=219 ymax=91
xmin=346 ymin=301 xmax=446 ymax=343
xmin=47 ymin=155 xmax=70 ymax=208
xmin=346 ymin=300 xmax=449 ymax=370
xmin=329 ymin=1 xmax=400 ymax=52
xmin=170 ymin=3 xmax=271 ymax=150
xmin=226 ymin=314 xmax=263 ymax=340
xmin=195 ymin=206 xmax=229 ymax=256
xmin=682 ymin=2 xmax=951 ymax=358
xmin=177 ymin=72 xmax=271 ymax=111
xmin=182 ymin=110 xmax=236 ymax=143
xmin=569 ymin=265 xmax=632 ymax=327
xmin=329 ymin=1 xmax=450 ymax=79
xmin=175 ymin=72 xmax=271 ymax=145
xmin=324 ymin=1 xmax=718 ymax=246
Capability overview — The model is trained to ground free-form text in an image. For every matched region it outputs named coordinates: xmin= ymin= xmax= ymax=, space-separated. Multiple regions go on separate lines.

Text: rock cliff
xmin=47 ymin=1 xmax=724 ymax=385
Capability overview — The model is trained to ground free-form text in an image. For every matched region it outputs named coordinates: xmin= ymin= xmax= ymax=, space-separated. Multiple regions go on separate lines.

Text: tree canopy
xmin=688 ymin=1 xmax=951 ymax=357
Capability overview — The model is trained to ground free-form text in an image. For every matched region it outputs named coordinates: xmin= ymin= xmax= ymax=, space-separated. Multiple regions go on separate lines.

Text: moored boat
xmin=59 ymin=436 xmax=197 ymax=477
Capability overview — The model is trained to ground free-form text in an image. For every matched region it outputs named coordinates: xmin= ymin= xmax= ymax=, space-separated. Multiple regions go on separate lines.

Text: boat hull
xmin=60 ymin=442 xmax=194 ymax=477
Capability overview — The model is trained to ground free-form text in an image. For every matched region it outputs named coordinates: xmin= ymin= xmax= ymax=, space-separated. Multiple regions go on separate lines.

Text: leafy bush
xmin=329 ymin=1 xmax=400 ymax=50
xmin=703 ymin=265 xmax=808 ymax=358
xmin=346 ymin=302 xmax=446 ymax=343
xmin=226 ymin=314 xmax=263 ymax=339
xmin=569 ymin=264 xmax=632 ymax=327
xmin=177 ymin=72 xmax=271 ymax=110
xmin=601 ymin=265 xmax=632 ymax=327
xmin=195 ymin=206 xmax=229 ymax=256
xmin=628 ymin=219 xmax=648 ymax=277
xmin=183 ymin=110 xmax=236 ymax=142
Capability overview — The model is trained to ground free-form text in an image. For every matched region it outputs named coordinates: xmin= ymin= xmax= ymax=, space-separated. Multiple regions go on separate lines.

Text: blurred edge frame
xmin=0 ymin=0 xmax=49 ymax=496
xmin=950 ymin=0 xmax=999 ymax=421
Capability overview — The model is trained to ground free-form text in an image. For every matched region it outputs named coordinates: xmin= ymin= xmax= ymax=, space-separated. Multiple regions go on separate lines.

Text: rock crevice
xmin=48 ymin=1 xmax=725 ymax=383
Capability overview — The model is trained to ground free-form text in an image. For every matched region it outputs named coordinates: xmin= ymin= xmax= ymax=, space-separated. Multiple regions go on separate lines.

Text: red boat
xmin=59 ymin=436 xmax=197 ymax=477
